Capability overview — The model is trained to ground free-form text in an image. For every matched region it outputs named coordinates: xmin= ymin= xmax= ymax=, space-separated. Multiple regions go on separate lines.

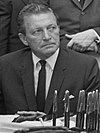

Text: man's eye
xmin=48 ymin=26 xmax=57 ymax=31
xmin=32 ymin=30 xmax=42 ymax=35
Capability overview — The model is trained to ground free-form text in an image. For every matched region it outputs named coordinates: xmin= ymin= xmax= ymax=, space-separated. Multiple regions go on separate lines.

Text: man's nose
xmin=42 ymin=29 xmax=51 ymax=40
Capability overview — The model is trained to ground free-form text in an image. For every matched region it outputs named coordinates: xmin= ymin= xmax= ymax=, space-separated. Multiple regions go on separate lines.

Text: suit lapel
xmin=21 ymin=50 xmax=37 ymax=111
xmin=71 ymin=0 xmax=94 ymax=10
xmin=71 ymin=0 xmax=82 ymax=9
xmin=83 ymin=0 xmax=94 ymax=10
xmin=44 ymin=49 xmax=68 ymax=114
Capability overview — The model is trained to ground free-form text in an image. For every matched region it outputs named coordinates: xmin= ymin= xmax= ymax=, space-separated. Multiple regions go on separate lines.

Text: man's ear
xmin=18 ymin=33 xmax=28 ymax=46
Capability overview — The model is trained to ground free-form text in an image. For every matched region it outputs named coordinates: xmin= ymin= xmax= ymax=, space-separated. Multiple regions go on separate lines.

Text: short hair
xmin=17 ymin=3 xmax=59 ymax=35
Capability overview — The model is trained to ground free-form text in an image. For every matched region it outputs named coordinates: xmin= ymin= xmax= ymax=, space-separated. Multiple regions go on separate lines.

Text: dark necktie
xmin=36 ymin=60 xmax=46 ymax=112
xmin=80 ymin=0 xmax=85 ymax=7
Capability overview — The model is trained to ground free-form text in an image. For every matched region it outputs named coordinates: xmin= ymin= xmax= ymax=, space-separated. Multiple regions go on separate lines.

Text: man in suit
xmin=33 ymin=0 xmax=100 ymax=67
xmin=0 ymin=3 xmax=100 ymax=117
xmin=0 ymin=0 xmax=100 ymax=56
xmin=0 ymin=0 xmax=33 ymax=56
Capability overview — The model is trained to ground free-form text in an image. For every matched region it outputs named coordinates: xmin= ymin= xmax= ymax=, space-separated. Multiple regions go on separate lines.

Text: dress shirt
xmin=32 ymin=48 xmax=59 ymax=98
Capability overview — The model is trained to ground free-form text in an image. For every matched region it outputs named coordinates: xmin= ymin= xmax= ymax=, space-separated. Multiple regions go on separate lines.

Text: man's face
xmin=23 ymin=12 xmax=60 ymax=59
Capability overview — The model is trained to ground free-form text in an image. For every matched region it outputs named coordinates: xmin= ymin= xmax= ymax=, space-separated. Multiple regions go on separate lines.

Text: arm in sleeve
xmin=0 ymin=0 xmax=12 ymax=56
xmin=0 ymin=61 xmax=6 ymax=114
xmin=84 ymin=58 xmax=100 ymax=93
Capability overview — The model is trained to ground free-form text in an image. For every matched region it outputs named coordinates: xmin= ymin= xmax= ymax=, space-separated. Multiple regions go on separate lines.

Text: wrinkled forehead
xmin=24 ymin=12 xmax=58 ymax=29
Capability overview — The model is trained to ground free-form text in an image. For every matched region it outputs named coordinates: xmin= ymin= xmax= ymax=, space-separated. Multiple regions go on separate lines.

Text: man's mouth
xmin=42 ymin=43 xmax=56 ymax=48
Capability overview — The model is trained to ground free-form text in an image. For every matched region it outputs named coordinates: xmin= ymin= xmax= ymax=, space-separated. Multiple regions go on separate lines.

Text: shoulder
xmin=62 ymin=48 xmax=98 ymax=68
xmin=0 ymin=47 xmax=31 ymax=64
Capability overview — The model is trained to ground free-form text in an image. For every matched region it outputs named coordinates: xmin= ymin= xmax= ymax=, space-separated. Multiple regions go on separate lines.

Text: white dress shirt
xmin=32 ymin=48 xmax=59 ymax=98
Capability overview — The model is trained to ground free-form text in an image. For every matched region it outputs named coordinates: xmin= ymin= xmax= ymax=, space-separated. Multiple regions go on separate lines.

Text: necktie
xmin=36 ymin=60 xmax=46 ymax=112
xmin=80 ymin=0 xmax=85 ymax=7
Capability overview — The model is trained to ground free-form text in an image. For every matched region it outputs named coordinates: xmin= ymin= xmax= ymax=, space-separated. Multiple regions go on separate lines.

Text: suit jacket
xmin=34 ymin=0 xmax=100 ymax=35
xmin=0 ymin=47 xmax=100 ymax=116
xmin=0 ymin=0 xmax=32 ymax=56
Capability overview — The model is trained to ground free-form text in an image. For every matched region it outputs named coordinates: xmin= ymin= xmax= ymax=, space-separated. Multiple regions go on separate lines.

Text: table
xmin=0 ymin=115 xmax=76 ymax=133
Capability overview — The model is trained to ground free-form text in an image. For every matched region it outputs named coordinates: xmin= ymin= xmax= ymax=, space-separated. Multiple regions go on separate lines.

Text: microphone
xmin=64 ymin=90 xmax=70 ymax=127
xmin=52 ymin=90 xmax=57 ymax=126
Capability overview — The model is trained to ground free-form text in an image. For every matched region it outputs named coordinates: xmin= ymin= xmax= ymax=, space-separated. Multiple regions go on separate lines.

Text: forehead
xmin=24 ymin=12 xmax=57 ymax=29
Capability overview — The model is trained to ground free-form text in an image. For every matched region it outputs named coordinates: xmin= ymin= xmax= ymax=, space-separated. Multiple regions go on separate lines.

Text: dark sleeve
xmin=94 ymin=27 xmax=100 ymax=37
xmin=84 ymin=58 xmax=100 ymax=93
xmin=0 ymin=90 xmax=6 ymax=114
xmin=0 ymin=61 xmax=6 ymax=114
xmin=0 ymin=0 xmax=12 ymax=56
xmin=93 ymin=27 xmax=100 ymax=54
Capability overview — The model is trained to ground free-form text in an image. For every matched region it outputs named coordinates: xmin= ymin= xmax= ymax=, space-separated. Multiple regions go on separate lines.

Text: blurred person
xmin=0 ymin=0 xmax=34 ymax=56
xmin=0 ymin=3 xmax=100 ymax=118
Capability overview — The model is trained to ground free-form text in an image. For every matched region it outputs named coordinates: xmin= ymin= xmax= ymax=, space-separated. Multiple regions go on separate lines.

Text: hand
xmin=66 ymin=29 xmax=97 ymax=52
xmin=87 ymin=41 xmax=98 ymax=52
xmin=12 ymin=111 xmax=46 ymax=123
xmin=17 ymin=111 xmax=46 ymax=116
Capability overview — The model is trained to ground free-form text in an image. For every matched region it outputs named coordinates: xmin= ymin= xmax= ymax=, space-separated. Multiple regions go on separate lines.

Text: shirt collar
xmin=46 ymin=48 xmax=59 ymax=70
xmin=32 ymin=48 xmax=59 ymax=70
